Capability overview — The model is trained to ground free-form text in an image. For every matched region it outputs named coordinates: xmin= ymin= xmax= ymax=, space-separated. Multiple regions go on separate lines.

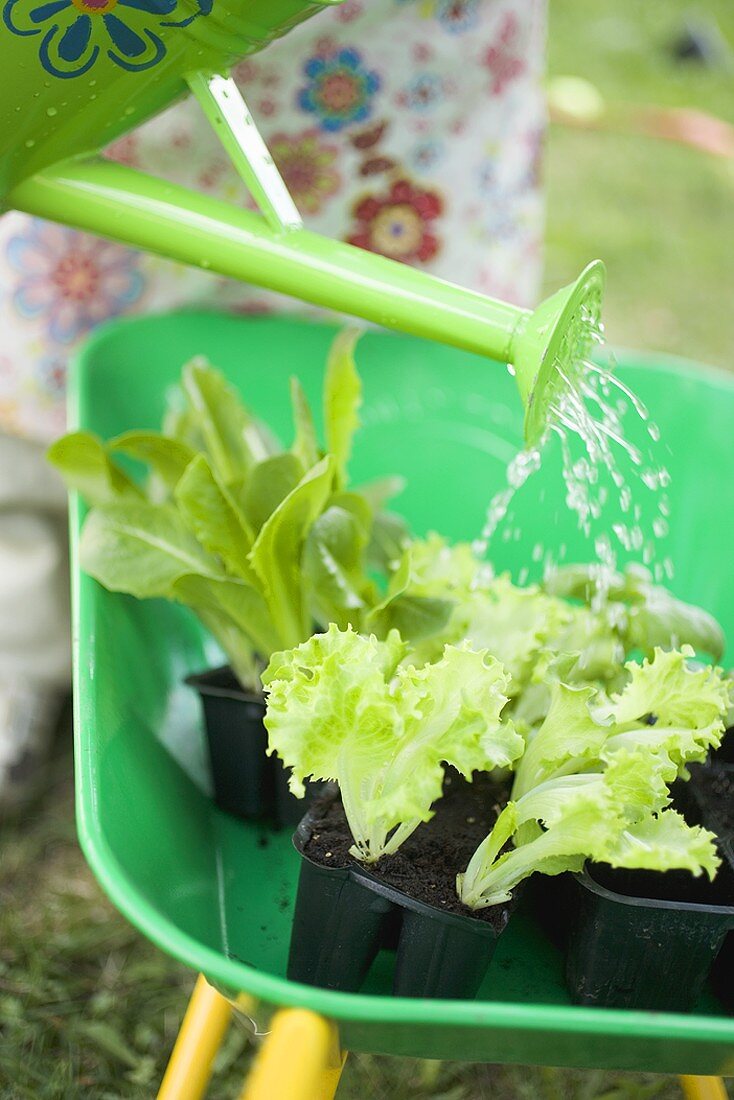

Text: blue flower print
xmin=411 ymin=139 xmax=444 ymax=173
xmin=401 ymin=72 xmax=445 ymax=112
xmin=298 ymin=47 xmax=380 ymax=133
xmin=3 ymin=0 xmax=211 ymax=78
xmin=436 ymin=0 xmax=480 ymax=34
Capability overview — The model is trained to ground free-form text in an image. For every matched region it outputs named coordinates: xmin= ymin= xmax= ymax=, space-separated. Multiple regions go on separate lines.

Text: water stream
xmin=474 ymin=314 xmax=672 ymax=601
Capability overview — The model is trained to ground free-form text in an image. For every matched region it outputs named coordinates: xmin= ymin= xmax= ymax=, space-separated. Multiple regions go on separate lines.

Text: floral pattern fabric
xmin=0 ymin=0 xmax=546 ymax=442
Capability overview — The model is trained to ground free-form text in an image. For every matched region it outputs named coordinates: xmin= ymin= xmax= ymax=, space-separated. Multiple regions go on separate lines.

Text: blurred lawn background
xmin=2 ymin=1 xmax=734 ymax=1096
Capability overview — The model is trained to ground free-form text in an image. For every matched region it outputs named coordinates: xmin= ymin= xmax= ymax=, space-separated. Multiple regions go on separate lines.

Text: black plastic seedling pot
xmin=565 ymin=861 xmax=734 ymax=1012
xmin=186 ymin=666 xmax=317 ymax=828
xmin=288 ymin=804 xmax=508 ymax=1000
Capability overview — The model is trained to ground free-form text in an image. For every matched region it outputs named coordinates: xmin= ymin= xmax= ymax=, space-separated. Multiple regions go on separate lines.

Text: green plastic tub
xmin=71 ymin=311 xmax=734 ymax=1076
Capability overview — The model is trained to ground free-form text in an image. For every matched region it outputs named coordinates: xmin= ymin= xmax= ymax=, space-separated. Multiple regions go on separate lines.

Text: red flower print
xmin=232 ymin=58 xmax=259 ymax=84
xmin=335 ymin=0 xmax=362 ymax=22
xmin=350 ymin=120 xmax=388 ymax=150
xmin=105 ymin=133 xmax=139 ymax=168
xmin=170 ymin=129 xmax=191 ymax=151
xmin=199 ymin=159 xmax=229 ymax=191
xmin=269 ymin=130 xmax=341 ymax=214
xmin=348 ymin=179 xmax=443 ymax=264
xmin=359 ymin=156 xmax=396 ymax=177
xmin=484 ymin=13 xmax=525 ymax=95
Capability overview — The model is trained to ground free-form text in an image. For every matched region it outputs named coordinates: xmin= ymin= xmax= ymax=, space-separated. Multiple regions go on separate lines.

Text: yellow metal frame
xmin=158 ymin=974 xmax=727 ymax=1100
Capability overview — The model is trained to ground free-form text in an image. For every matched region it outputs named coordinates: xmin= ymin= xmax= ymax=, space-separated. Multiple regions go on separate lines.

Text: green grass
xmin=544 ymin=0 xmax=734 ymax=369
xmin=3 ymin=0 xmax=734 ymax=1095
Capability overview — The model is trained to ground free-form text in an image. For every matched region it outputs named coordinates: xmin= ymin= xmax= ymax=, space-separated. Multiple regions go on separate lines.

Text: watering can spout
xmin=511 ymin=260 xmax=606 ymax=447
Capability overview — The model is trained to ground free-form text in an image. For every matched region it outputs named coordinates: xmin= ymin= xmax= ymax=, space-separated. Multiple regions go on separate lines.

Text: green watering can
xmin=0 ymin=0 xmax=605 ymax=445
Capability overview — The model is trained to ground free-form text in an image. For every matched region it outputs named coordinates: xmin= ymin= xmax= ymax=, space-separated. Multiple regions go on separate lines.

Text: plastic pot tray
xmin=186 ymin=666 xmax=318 ymax=828
xmin=288 ymin=806 xmax=506 ymax=1000
xmin=71 ymin=312 xmax=734 ymax=1075
xmin=566 ymin=863 xmax=734 ymax=1012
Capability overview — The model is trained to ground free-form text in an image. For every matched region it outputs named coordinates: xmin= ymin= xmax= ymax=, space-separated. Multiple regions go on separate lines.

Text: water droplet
xmin=24 ymin=139 xmax=35 ymax=148
xmin=46 ymin=106 xmax=57 ymax=117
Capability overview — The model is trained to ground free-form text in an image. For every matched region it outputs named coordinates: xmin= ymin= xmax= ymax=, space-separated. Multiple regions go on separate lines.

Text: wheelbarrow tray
xmin=71 ymin=311 xmax=734 ymax=1075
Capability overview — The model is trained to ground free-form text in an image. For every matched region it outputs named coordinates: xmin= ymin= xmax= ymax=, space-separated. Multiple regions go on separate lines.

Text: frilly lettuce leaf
xmin=458 ymin=747 xmax=720 ymax=908
xmin=544 ymin=562 xmax=725 ymax=660
xmin=263 ymin=625 xmax=520 ymax=862
xmin=458 ymin=650 xmax=728 ymax=908
xmin=607 ymin=646 xmax=730 ymax=730
xmin=603 ymin=809 xmax=720 ymax=877
xmin=403 ymin=533 xmax=494 ymax=600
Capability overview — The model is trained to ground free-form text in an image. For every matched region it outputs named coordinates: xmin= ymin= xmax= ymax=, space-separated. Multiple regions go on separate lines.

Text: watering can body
xmin=0 ymin=0 xmax=336 ymax=196
xmin=1 ymin=0 xmax=604 ymax=444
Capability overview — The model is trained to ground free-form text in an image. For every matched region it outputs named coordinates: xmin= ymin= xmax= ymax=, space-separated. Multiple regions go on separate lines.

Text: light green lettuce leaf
xmin=172 ymin=574 xmax=278 ymax=687
xmin=248 ymin=456 xmax=335 ymax=649
xmin=365 ymin=548 xmax=454 ymax=642
xmin=544 ymin=562 xmax=725 ymax=660
xmin=455 ymin=577 xmax=573 ymax=696
xmin=290 ymin=376 xmax=321 ymax=471
xmin=366 ymin=511 xmax=411 ymax=573
xmin=458 ymin=749 xmax=705 ymax=908
xmin=107 ymin=431 xmax=196 ymax=491
xmin=181 ymin=358 xmax=273 ymax=484
xmin=47 ymin=431 xmax=143 ymax=506
xmin=603 ymin=809 xmax=720 ymax=879
xmin=401 ymin=533 xmax=494 ymax=601
xmin=241 ymin=453 xmax=305 ymax=534
xmin=353 ymin=475 xmax=406 ymax=513
xmin=263 ymin=626 xmax=518 ymax=862
xmin=511 ymin=682 xmax=605 ymax=800
xmin=80 ymin=501 xmax=225 ymax=599
xmin=324 ymin=328 xmax=362 ymax=490
xmin=608 ymin=647 xmax=729 ymax=731
xmin=304 ymin=504 xmax=373 ymax=630
xmin=174 ymin=455 xmax=254 ymax=579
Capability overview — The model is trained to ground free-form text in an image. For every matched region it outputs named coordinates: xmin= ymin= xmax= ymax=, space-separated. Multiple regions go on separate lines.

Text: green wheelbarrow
xmin=70 ymin=310 xmax=734 ymax=1098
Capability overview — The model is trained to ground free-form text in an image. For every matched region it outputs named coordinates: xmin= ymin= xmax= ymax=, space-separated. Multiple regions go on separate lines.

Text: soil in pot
xmin=289 ymin=771 xmax=514 ymax=998
xmin=186 ymin=665 xmax=321 ymax=828
xmin=565 ymin=858 xmax=734 ymax=1012
xmin=304 ymin=770 xmax=509 ymax=926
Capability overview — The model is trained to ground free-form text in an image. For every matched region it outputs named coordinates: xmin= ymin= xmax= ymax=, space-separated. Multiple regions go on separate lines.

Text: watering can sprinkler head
xmin=511 ymin=260 xmax=607 ymax=449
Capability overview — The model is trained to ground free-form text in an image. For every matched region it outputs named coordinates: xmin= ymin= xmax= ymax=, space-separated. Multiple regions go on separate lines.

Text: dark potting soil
xmin=303 ymin=770 xmax=510 ymax=929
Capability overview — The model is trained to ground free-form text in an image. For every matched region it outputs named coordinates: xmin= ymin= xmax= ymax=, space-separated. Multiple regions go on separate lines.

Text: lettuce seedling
xmin=49 ymin=333 xmax=408 ymax=689
xmin=263 ymin=624 xmax=524 ymax=862
xmin=457 ymin=647 xmax=728 ymax=908
xmin=544 ymin=562 xmax=725 ymax=661
xmin=382 ymin=535 xmax=623 ymax=704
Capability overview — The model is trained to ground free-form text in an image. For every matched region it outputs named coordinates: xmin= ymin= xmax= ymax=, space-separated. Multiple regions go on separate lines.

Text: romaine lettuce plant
xmin=457 ymin=647 xmax=728 ymax=908
xmin=262 ymin=624 xmax=524 ymax=862
xmin=49 ymin=332 xmax=409 ymax=689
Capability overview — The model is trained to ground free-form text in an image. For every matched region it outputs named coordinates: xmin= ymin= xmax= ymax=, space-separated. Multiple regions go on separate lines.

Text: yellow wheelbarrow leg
xmin=680 ymin=1076 xmax=729 ymax=1099
xmin=240 ymin=1009 xmax=346 ymax=1100
xmin=157 ymin=974 xmax=233 ymax=1100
